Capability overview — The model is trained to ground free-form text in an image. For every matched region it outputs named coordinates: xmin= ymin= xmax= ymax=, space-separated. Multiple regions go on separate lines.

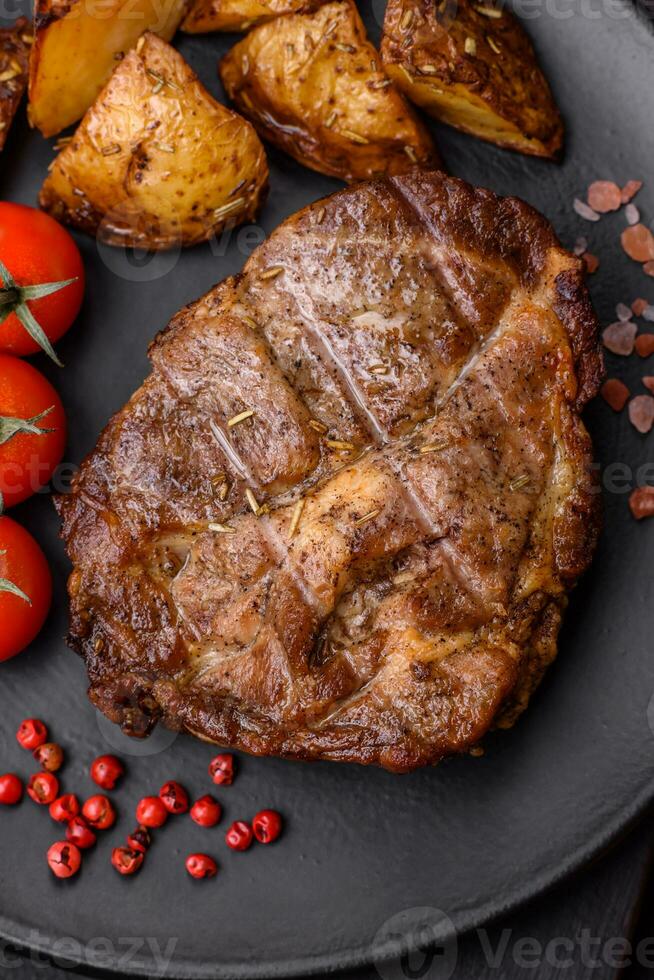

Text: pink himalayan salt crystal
xmin=601 ymin=379 xmax=630 ymax=411
xmin=628 ymin=395 xmax=654 ymax=433
xmin=602 ymin=320 xmax=637 ymax=355
xmin=621 ymin=180 xmax=643 ymax=204
xmin=625 ymin=203 xmax=640 ymax=225
xmin=635 ymin=335 xmax=654 ymax=357
xmin=582 ymin=253 xmax=599 ymax=274
xmin=621 ymin=225 xmax=654 ymax=262
xmin=573 ymin=236 xmax=588 ymax=256
xmin=643 ymin=377 xmax=654 ymax=395
xmin=587 ymin=181 xmax=622 ymax=213
xmin=573 ymin=199 xmax=600 ymax=222
xmin=629 ymin=485 xmax=654 ymax=519
xmin=616 ymin=302 xmax=632 ymax=321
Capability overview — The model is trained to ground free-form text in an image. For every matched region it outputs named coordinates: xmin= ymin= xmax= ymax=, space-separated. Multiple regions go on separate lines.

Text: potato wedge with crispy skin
xmin=381 ymin=0 xmax=563 ymax=159
xmin=219 ymin=0 xmax=441 ymax=182
xmin=182 ymin=0 xmax=326 ymax=34
xmin=0 ymin=18 xmax=30 ymax=151
xmin=28 ymin=0 xmax=190 ymax=137
xmin=39 ymin=33 xmax=268 ymax=250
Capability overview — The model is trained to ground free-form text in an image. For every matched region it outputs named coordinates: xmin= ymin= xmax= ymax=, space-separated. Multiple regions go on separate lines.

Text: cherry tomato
xmin=0 ymin=355 xmax=66 ymax=507
xmin=0 ymin=516 xmax=51 ymax=661
xmin=0 ymin=203 xmax=84 ymax=361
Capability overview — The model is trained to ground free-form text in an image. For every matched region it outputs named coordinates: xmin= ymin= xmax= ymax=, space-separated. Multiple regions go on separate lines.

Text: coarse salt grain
xmin=643 ymin=306 xmax=654 ymax=323
xmin=621 ymin=180 xmax=643 ymax=205
xmin=632 ymin=298 xmax=649 ymax=316
xmin=602 ymin=320 xmax=637 ymax=355
xmin=600 ymin=378 xmax=630 ymax=412
xmin=621 ymin=225 xmax=654 ymax=262
xmin=587 ymin=180 xmax=622 ymax=213
xmin=616 ymin=302 xmax=632 ymax=321
xmin=635 ymin=335 xmax=654 ymax=358
xmin=582 ymin=253 xmax=599 ymax=274
xmin=625 ymin=204 xmax=640 ymax=225
xmin=643 ymin=377 xmax=654 ymax=395
xmin=573 ymin=199 xmax=600 ymax=222
xmin=628 ymin=394 xmax=654 ymax=433
xmin=573 ymin=236 xmax=588 ymax=256
xmin=629 ymin=485 xmax=654 ymax=519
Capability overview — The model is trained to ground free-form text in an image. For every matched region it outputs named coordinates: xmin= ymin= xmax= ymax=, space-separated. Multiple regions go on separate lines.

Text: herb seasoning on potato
xmin=39 ymin=33 xmax=269 ymax=250
xmin=380 ymin=0 xmax=563 ymax=159
xmin=219 ymin=0 xmax=441 ymax=182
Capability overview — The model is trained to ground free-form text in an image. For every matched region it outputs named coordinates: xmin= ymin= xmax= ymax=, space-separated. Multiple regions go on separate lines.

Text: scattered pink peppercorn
xmin=90 ymin=755 xmax=124 ymax=790
xmin=0 ymin=774 xmax=23 ymax=805
xmin=34 ymin=742 xmax=64 ymax=772
xmin=225 ymin=821 xmax=253 ymax=851
xmin=16 ymin=719 xmax=47 ymax=750
xmin=66 ymin=816 xmax=96 ymax=850
xmin=190 ymin=795 xmax=222 ymax=828
xmin=186 ymin=853 xmax=218 ymax=879
xmin=82 ymin=794 xmax=116 ymax=830
xmin=49 ymin=794 xmax=79 ymax=823
xmin=111 ymin=846 xmax=144 ymax=876
xmin=47 ymin=841 xmax=81 ymax=879
xmin=27 ymin=772 xmax=59 ymax=805
xmin=252 ymin=809 xmax=283 ymax=844
xmin=136 ymin=796 xmax=168 ymax=828
xmin=208 ymin=754 xmax=235 ymax=786
xmin=159 ymin=780 xmax=189 ymax=814
xmin=126 ymin=826 xmax=151 ymax=853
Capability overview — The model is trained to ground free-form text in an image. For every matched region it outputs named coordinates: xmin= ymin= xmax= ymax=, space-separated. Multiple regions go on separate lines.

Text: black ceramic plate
xmin=1 ymin=1 xmax=654 ymax=977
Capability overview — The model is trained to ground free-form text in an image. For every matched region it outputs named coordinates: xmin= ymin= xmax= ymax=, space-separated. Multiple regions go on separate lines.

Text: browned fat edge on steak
xmin=56 ymin=171 xmax=602 ymax=772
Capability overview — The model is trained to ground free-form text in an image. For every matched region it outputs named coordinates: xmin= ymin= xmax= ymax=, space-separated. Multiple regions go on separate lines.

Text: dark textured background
xmin=1 ymin=0 xmax=654 ymax=976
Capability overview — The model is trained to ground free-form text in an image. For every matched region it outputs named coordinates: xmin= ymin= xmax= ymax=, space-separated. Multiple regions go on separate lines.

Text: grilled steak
xmin=57 ymin=172 xmax=602 ymax=772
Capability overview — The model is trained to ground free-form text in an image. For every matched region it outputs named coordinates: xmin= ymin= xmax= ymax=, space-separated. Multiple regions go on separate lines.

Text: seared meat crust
xmin=57 ymin=172 xmax=602 ymax=771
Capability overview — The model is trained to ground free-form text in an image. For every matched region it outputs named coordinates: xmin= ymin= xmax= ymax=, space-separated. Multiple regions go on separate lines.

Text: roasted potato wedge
xmin=28 ymin=0 xmax=190 ymax=137
xmin=182 ymin=0 xmax=325 ymax=34
xmin=39 ymin=33 xmax=268 ymax=250
xmin=219 ymin=0 xmax=440 ymax=182
xmin=0 ymin=18 xmax=30 ymax=151
xmin=381 ymin=0 xmax=563 ymax=159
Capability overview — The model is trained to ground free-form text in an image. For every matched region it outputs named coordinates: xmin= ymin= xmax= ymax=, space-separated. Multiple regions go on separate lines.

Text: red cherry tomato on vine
xmin=0 ymin=355 xmax=66 ymax=507
xmin=0 ymin=515 xmax=51 ymax=661
xmin=0 ymin=203 xmax=84 ymax=363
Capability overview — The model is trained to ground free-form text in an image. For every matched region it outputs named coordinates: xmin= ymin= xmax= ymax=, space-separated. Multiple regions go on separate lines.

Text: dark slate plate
xmin=1 ymin=0 xmax=653 ymax=977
